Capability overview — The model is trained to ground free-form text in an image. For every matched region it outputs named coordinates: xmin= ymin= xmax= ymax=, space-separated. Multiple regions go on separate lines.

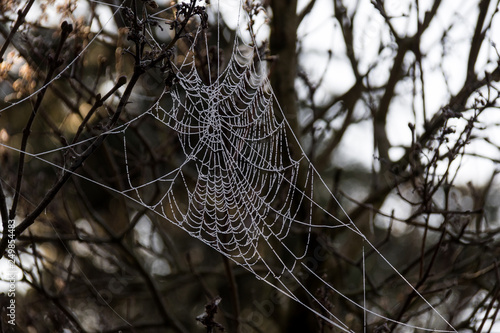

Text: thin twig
xmin=0 ymin=0 xmax=36 ymax=62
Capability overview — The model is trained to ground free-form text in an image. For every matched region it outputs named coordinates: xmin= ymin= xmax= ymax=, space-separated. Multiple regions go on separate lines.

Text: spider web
xmin=0 ymin=0 xmax=459 ymax=332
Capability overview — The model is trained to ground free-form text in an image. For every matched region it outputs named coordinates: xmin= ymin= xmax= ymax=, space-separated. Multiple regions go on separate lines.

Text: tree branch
xmin=9 ymin=21 xmax=73 ymax=222
xmin=0 ymin=0 xmax=36 ymax=62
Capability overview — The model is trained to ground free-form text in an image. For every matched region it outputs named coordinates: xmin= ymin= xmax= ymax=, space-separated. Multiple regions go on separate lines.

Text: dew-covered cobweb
xmin=0 ymin=0 xmax=459 ymax=332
